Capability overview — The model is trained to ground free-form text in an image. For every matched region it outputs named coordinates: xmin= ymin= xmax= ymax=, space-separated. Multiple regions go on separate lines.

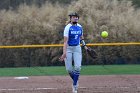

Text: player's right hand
xmin=59 ymin=53 xmax=66 ymax=62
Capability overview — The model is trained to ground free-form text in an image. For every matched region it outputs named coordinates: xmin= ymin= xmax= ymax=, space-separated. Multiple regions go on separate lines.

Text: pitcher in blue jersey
xmin=59 ymin=12 xmax=86 ymax=93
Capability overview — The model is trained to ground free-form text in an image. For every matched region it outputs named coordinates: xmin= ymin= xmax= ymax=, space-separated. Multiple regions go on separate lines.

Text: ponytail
xmin=65 ymin=20 xmax=71 ymax=25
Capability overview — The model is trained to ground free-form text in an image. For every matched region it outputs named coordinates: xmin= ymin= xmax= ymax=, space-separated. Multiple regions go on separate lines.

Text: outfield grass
xmin=0 ymin=65 xmax=140 ymax=76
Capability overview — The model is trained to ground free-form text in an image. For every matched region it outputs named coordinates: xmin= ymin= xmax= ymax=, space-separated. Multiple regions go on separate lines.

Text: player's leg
xmin=65 ymin=47 xmax=74 ymax=80
xmin=73 ymin=45 xmax=82 ymax=88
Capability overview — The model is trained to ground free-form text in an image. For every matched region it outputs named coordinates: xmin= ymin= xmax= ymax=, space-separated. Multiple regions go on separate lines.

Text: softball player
xmin=60 ymin=12 xmax=86 ymax=93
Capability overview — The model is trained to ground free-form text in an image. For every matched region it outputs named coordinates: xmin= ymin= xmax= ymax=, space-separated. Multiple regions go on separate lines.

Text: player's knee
xmin=74 ymin=66 xmax=81 ymax=71
xmin=67 ymin=70 xmax=73 ymax=74
xmin=66 ymin=68 xmax=73 ymax=73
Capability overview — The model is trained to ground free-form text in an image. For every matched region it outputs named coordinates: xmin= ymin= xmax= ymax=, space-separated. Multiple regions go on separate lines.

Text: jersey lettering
xmin=71 ymin=31 xmax=81 ymax=34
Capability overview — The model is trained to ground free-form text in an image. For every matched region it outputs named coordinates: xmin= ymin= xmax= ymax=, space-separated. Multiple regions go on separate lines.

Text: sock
xmin=73 ymin=70 xmax=80 ymax=86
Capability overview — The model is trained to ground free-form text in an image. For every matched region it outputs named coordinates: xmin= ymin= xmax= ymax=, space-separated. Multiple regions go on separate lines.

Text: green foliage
xmin=131 ymin=0 xmax=140 ymax=7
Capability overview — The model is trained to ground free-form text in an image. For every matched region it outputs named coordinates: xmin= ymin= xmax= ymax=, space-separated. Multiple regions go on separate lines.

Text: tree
xmin=131 ymin=0 xmax=140 ymax=7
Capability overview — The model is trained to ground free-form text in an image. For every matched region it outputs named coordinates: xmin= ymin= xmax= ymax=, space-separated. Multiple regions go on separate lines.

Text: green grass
xmin=0 ymin=65 xmax=140 ymax=77
xmin=81 ymin=65 xmax=140 ymax=75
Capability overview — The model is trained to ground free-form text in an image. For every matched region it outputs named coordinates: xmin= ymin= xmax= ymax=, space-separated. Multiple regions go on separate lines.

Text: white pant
xmin=65 ymin=45 xmax=82 ymax=72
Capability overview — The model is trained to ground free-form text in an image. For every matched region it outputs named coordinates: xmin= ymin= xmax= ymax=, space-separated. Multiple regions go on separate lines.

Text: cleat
xmin=72 ymin=85 xmax=78 ymax=93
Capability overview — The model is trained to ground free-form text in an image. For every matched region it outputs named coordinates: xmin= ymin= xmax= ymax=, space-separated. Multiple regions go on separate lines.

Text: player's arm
xmin=80 ymin=35 xmax=86 ymax=46
xmin=81 ymin=35 xmax=98 ymax=59
xmin=80 ymin=26 xmax=87 ymax=49
xmin=59 ymin=25 xmax=69 ymax=61
xmin=80 ymin=35 xmax=88 ymax=49
xmin=59 ymin=36 xmax=68 ymax=61
xmin=63 ymin=36 xmax=68 ymax=56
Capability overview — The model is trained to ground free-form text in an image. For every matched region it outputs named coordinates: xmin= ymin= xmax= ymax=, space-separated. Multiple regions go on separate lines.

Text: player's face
xmin=70 ymin=16 xmax=79 ymax=23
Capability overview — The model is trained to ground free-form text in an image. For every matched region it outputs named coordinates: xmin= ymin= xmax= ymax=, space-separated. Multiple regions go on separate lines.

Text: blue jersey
xmin=64 ymin=23 xmax=83 ymax=46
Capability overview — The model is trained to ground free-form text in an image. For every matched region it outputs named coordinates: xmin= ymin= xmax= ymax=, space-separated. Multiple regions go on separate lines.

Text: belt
xmin=68 ymin=44 xmax=79 ymax=46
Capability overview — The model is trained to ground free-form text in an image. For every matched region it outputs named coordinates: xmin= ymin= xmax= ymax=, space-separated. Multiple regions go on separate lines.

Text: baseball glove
xmin=85 ymin=46 xmax=98 ymax=59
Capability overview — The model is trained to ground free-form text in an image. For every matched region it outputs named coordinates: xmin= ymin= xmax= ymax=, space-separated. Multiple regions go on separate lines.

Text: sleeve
xmin=77 ymin=24 xmax=83 ymax=35
xmin=63 ymin=26 xmax=69 ymax=37
xmin=81 ymin=27 xmax=83 ymax=35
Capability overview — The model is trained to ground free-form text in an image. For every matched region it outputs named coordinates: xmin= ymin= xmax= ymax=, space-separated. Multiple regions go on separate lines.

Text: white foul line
xmin=0 ymin=87 xmax=87 ymax=91
xmin=0 ymin=87 xmax=58 ymax=91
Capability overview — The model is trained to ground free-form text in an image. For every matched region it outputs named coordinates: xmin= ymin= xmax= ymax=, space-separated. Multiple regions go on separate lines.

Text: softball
xmin=101 ymin=31 xmax=108 ymax=38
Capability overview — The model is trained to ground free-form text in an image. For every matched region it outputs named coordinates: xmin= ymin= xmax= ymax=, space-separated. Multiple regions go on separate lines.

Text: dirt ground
xmin=0 ymin=75 xmax=140 ymax=93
